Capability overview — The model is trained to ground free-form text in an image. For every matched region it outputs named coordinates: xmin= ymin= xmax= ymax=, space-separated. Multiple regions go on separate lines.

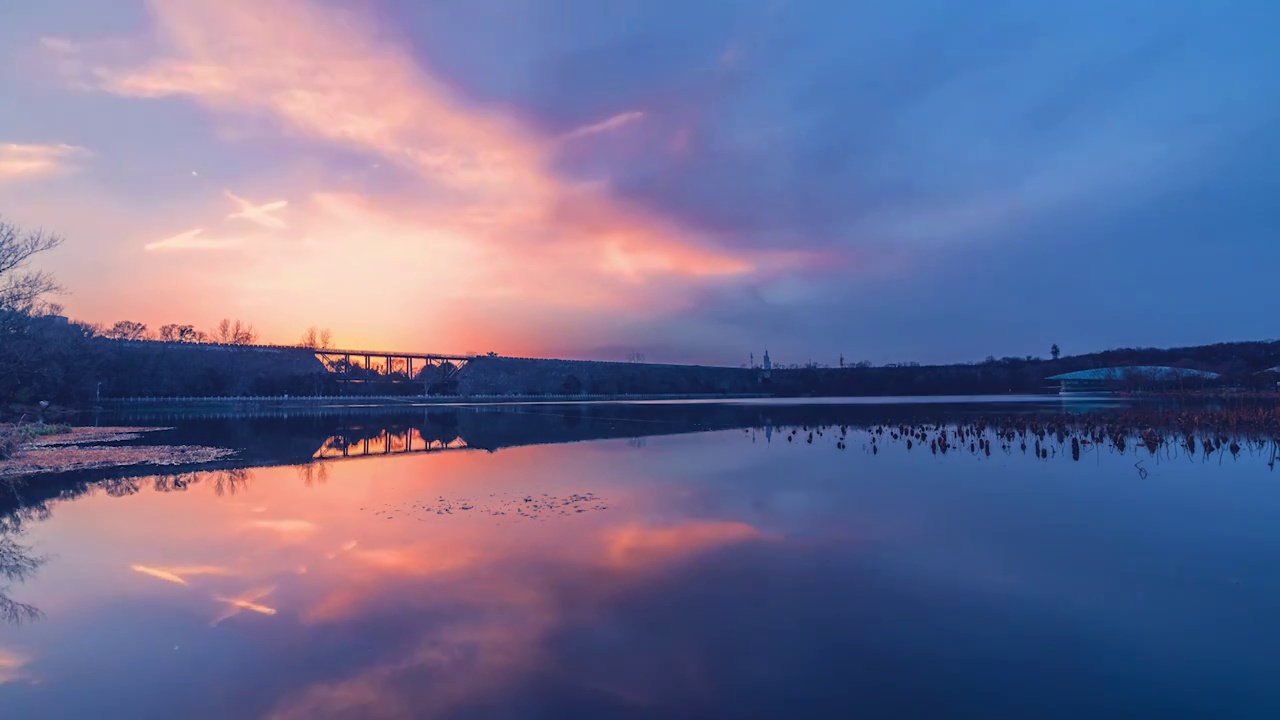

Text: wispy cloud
xmin=130 ymin=563 xmax=232 ymax=585
xmin=144 ymin=228 xmax=242 ymax=252
xmin=45 ymin=1 xmax=751 ymax=292
xmin=0 ymin=143 xmax=89 ymax=182
xmin=130 ymin=564 xmax=187 ymax=585
xmin=224 ymin=190 xmax=287 ymax=229
xmin=560 ymin=111 xmax=645 ymax=142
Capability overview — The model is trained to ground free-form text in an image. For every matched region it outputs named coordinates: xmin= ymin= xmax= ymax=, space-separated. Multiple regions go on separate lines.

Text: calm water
xmin=2 ymin=398 xmax=1279 ymax=719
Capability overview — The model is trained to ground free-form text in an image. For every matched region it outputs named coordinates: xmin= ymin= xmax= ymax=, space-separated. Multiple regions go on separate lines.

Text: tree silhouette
xmin=213 ymin=319 xmax=258 ymax=344
xmin=1051 ymin=344 xmax=1061 ymax=360
xmin=299 ymin=326 xmax=333 ymax=349
xmin=159 ymin=324 xmax=207 ymax=343
xmin=104 ymin=320 xmax=150 ymax=340
xmin=0 ymin=217 xmax=62 ymax=313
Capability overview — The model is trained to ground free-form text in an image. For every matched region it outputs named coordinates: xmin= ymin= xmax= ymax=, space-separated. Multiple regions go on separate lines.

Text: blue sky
xmin=2 ymin=0 xmax=1278 ymax=364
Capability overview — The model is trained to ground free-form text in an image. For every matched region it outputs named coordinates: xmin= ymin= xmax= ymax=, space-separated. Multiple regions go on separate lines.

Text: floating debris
xmin=758 ymin=406 xmax=1280 ymax=469
xmin=365 ymin=491 xmax=608 ymax=523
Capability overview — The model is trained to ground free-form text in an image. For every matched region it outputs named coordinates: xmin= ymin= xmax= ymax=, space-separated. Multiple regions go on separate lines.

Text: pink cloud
xmin=0 ymin=143 xmax=90 ymax=182
xmin=40 ymin=0 xmax=783 ymax=351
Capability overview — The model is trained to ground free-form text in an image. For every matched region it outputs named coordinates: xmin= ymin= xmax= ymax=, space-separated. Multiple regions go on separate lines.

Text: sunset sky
xmin=2 ymin=0 xmax=1278 ymax=364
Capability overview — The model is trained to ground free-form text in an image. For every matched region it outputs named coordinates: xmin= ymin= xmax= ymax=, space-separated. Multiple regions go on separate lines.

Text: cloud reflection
xmin=247 ymin=519 xmax=318 ymax=538
xmin=211 ymin=586 xmax=278 ymax=626
xmin=0 ymin=646 xmax=32 ymax=685
xmin=130 ymin=564 xmax=232 ymax=587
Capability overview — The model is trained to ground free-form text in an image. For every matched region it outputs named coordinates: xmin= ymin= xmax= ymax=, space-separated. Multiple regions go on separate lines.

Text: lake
xmin=2 ymin=397 xmax=1279 ymax=719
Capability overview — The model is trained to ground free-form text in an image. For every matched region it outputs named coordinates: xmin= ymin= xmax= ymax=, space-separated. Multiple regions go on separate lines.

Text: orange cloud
xmin=0 ymin=143 xmax=89 ymax=182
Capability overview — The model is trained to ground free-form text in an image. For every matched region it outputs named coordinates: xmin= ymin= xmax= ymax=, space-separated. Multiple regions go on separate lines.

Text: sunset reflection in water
xmin=0 ymin=434 xmax=776 ymax=717
xmin=3 ymin=416 xmax=1280 ymax=719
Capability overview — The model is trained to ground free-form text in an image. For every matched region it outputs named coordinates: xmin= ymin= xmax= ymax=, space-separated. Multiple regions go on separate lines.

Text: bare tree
xmin=299 ymin=326 xmax=333 ymax=349
xmin=212 ymin=318 xmax=258 ymax=345
xmin=160 ymin=324 xmax=207 ymax=343
xmin=1051 ymin=344 xmax=1061 ymax=360
xmin=0 ymin=216 xmax=63 ymax=313
xmin=103 ymin=320 xmax=150 ymax=340
xmin=626 ymin=352 xmax=646 ymax=363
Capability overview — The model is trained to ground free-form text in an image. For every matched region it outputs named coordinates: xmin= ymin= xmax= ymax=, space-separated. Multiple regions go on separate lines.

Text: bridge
xmin=312 ymin=347 xmax=473 ymax=389
xmin=100 ymin=338 xmax=475 ymax=390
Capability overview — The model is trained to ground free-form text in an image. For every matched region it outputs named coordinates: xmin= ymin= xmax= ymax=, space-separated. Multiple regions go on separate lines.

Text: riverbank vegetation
xmin=1 ymin=216 xmax=345 ymax=414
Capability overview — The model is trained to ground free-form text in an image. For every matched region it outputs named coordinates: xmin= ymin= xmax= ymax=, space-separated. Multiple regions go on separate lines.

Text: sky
xmin=1 ymin=0 xmax=1278 ymax=365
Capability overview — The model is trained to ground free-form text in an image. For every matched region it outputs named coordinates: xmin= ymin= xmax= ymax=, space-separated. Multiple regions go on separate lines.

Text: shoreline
xmin=96 ymin=392 xmax=773 ymax=407
xmin=0 ymin=426 xmax=235 ymax=480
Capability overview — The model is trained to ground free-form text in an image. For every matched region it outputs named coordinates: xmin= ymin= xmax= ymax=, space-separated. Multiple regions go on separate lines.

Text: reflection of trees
xmin=103 ymin=477 xmax=143 ymax=497
xmin=153 ymin=473 xmax=197 ymax=492
xmin=150 ymin=469 xmax=252 ymax=496
xmin=209 ymin=469 xmax=252 ymax=496
xmin=296 ymin=462 xmax=330 ymax=487
xmin=0 ymin=526 xmax=44 ymax=625
xmin=122 ymin=469 xmax=252 ymax=496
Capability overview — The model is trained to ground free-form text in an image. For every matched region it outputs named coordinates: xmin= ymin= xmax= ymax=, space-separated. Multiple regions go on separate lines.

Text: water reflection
xmin=1 ymin=401 xmax=1279 ymax=717
xmin=0 ymin=525 xmax=42 ymax=625
xmin=314 ymin=428 xmax=469 ymax=460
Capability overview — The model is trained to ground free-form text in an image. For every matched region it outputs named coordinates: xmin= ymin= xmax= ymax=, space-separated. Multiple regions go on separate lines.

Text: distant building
xmin=1258 ymin=366 xmax=1280 ymax=389
xmin=762 ymin=350 xmax=771 ymax=371
xmin=1046 ymin=366 xmax=1219 ymax=393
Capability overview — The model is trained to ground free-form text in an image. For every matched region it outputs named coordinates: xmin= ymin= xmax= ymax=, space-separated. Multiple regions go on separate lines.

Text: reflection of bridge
xmin=314 ymin=427 xmax=471 ymax=459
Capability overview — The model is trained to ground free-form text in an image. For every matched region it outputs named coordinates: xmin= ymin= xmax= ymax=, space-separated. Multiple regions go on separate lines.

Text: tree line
xmin=3 ymin=214 xmax=1276 ymax=410
xmin=1 ymin=216 xmax=345 ymax=410
xmin=97 ymin=319 xmax=337 ymax=348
